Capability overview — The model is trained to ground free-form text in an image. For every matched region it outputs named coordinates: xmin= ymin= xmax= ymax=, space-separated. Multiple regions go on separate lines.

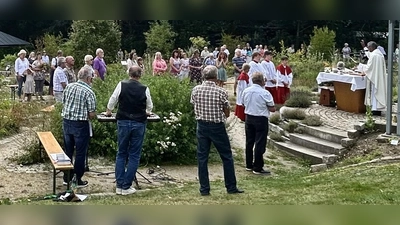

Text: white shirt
xmin=241 ymin=49 xmax=247 ymax=57
xmin=248 ymin=60 xmax=266 ymax=86
xmin=107 ymin=81 xmax=153 ymax=114
xmin=53 ymin=67 xmax=68 ymax=92
xmin=276 ymin=65 xmax=293 ymax=88
xmin=224 ymin=49 xmax=230 ymax=57
xmin=261 ymin=60 xmax=277 ymax=88
xmin=42 ymin=55 xmax=50 ymax=64
xmin=14 ymin=57 xmax=29 ymax=77
xmin=242 ymin=84 xmax=275 ymax=118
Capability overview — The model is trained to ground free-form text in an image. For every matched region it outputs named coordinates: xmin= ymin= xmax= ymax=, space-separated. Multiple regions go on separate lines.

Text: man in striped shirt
xmin=62 ymin=67 xmax=96 ymax=188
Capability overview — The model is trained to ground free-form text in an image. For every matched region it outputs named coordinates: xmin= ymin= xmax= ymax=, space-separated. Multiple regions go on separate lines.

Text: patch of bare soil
xmin=340 ymin=132 xmax=400 ymax=163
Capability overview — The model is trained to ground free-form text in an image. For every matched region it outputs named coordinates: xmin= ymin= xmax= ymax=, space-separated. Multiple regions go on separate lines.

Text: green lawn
xmin=12 ymin=162 xmax=400 ymax=205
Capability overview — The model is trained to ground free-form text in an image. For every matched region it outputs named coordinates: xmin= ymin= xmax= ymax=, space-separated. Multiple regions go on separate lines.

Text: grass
xmin=12 ymin=162 xmax=400 ymax=205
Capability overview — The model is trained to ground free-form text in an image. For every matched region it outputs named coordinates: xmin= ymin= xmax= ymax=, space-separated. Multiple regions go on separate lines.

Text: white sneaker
xmin=116 ymin=188 xmax=122 ymax=195
xmin=121 ymin=187 xmax=137 ymax=195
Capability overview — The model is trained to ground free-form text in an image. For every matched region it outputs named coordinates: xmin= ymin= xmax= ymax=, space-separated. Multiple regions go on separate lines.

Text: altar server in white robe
xmin=362 ymin=41 xmax=387 ymax=116
xmin=248 ymin=52 xmax=266 ymax=86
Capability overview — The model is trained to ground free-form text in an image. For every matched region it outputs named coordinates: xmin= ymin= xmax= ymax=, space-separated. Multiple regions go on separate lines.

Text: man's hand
xmin=271 ymin=79 xmax=277 ymax=84
xmin=105 ymin=109 xmax=112 ymax=117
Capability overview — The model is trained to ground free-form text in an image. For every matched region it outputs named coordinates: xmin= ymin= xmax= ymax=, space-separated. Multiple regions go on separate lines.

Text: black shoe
xmin=245 ymin=167 xmax=253 ymax=171
xmin=76 ymin=180 xmax=88 ymax=188
xmin=253 ymin=169 xmax=271 ymax=175
xmin=371 ymin=111 xmax=382 ymax=116
xmin=200 ymin=192 xmax=210 ymax=196
xmin=228 ymin=189 xmax=244 ymax=194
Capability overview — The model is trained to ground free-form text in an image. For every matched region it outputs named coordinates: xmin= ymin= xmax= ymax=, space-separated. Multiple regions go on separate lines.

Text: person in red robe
xmin=276 ymin=56 xmax=293 ymax=104
xmin=235 ymin=63 xmax=250 ymax=121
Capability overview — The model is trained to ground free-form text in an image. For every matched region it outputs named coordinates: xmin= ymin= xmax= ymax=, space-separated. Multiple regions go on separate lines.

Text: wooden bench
xmin=37 ymin=131 xmax=74 ymax=194
xmin=6 ymin=84 xmax=18 ymax=101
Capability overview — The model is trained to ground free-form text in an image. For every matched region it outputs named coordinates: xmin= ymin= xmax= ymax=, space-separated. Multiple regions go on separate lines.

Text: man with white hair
xmin=53 ymin=56 xmax=68 ymax=103
xmin=64 ymin=56 xmax=76 ymax=83
xmin=83 ymin=55 xmax=95 ymax=76
xmin=93 ymin=48 xmax=107 ymax=81
xmin=62 ymin=66 xmax=96 ymax=188
xmin=200 ymin=47 xmax=209 ymax=60
xmin=362 ymin=41 xmax=387 ymax=116
xmin=232 ymin=49 xmax=246 ymax=96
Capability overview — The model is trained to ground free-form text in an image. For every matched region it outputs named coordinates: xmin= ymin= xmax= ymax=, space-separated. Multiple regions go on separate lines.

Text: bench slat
xmin=37 ymin=131 xmax=74 ymax=170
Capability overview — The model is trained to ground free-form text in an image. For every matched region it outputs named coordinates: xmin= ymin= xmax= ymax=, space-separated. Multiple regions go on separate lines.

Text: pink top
xmin=152 ymin=59 xmax=167 ymax=75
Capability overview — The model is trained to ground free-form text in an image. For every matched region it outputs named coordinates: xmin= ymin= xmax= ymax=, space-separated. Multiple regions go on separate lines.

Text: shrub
xmin=284 ymin=90 xmax=312 ymax=108
xmin=302 ymin=115 xmax=323 ymax=126
xmin=309 ymin=26 xmax=336 ymax=61
xmin=0 ymin=54 xmax=17 ymax=70
xmin=189 ymin=36 xmax=210 ymax=50
xmin=269 ymin=132 xmax=285 ymax=142
xmin=281 ymin=108 xmax=306 ymax=120
xmin=269 ymin=113 xmax=281 ymax=125
xmin=144 ymin=20 xmax=177 ymax=56
xmin=68 ymin=20 xmax=122 ymax=67
xmin=284 ymin=121 xmax=298 ymax=133
xmin=0 ymin=100 xmax=24 ymax=138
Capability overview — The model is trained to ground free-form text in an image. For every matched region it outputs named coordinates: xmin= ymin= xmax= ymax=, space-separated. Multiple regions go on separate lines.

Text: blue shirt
xmin=242 ymin=84 xmax=274 ymax=118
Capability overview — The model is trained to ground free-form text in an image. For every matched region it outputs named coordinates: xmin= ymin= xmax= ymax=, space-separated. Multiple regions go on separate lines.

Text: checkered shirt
xmin=62 ymin=81 xmax=96 ymax=121
xmin=190 ymin=81 xmax=230 ymax=123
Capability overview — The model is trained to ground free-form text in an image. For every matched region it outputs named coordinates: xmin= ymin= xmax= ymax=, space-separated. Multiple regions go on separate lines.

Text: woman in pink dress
xmin=152 ymin=52 xmax=168 ymax=76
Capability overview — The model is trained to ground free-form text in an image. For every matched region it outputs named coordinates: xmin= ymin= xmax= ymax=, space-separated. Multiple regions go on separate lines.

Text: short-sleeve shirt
xmin=62 ymin=81 xmax=96 ymax=121
xmin=190 ymin=81 xmax=229 ymax=123
xmin=53 ymin=67 xmax=68 ymax=92
xmin=232 ymin=56 xmax=246 ymax=73
xmin=242 ymin=84 xmax=275 ymax=118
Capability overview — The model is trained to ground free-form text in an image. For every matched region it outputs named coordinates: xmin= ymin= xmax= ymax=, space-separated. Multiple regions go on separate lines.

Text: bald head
xmin=66 ymin=56 xmax=74 ymax=66
xmin=128 ymin=66 xmax=142 ymax=78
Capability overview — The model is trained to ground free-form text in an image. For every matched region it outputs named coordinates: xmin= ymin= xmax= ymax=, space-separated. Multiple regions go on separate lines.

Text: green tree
xmin=144 ymin=20 xmax=177 ymax=57
xmin=219 ymin=32 xmax=250 ymax=57
xmin=34 ymin=33 xmax=65 ymax=57
xmin=68 ymin=20 xmax=122 ymax=67
xmin=189 ymin=36 xmax=210 ymax=49
xmin=309 ymin=26 xmax=336 ymax=61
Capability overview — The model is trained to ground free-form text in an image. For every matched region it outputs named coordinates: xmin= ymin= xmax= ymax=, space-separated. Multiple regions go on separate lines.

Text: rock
xmin=322 ymin=155 xmax=338 ymax=165
xmin=310 ymin=164 xmax=328 ymax=173
xmin=354 ymin=123 xmax=365 ymax=131
xmin=341 ymin=138 xmax=356 ymax=148
xmin=347 ymin=129 xmax=360 ymax=139
xmin=376 ymin=135 xmax=389 ymax=143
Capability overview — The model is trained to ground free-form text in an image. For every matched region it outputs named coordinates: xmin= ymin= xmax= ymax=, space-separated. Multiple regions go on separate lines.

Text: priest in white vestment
xmin=362 ymin=41 xmax=387 ymax=115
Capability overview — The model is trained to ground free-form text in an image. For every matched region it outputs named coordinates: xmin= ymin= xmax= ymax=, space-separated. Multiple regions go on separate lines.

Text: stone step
xmin=290 ymin=133 xmax=344 ymax=155
xmin=298 ymin=123 xmax=347 ymax=144
xmin=269 ymin=138 xmax=331 ymax=165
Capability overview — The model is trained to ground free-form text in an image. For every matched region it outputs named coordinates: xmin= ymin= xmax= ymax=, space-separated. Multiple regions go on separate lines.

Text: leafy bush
xmin=281 ymin=108 xmax=306 ymax=120
xmin=34 ymin=33 xmax=65 ymax=57
xmin=284 ymin=121 xmax=298 ymax=133
xmin=189 ymin=36 xmax=210 ymax=50
xmin=144 ymin=20 xmax=177 ymax=56
xmin=309 ymin=26 xmax=336 ymax=61
xmin=0 ymin=54 xmax=17 ymax=71
xmin=302 ymin=115 xmax=323 ymax=126
xmin=269 ymin=132 xmax=285 ymax=142
xmin=68 ymin=20 xmax=122 ymax=67
xmin=284 ymin=90 xmax=312 ymax=108
xmin=269 ymin=113 xmax=281 ymax=125
xmin=49 ymin=64 xmax=197 ymax=165
xmin=0 ymin=100 xmax=24 ymax=138
xmin=219 ymin=32 xmax=250 ymax=56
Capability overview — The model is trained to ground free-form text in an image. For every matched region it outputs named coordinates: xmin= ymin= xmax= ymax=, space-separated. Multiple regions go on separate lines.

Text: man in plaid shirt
xmin=190 ymin=65 xmax=244 ymax=196
xmin=61 ymin=66 xmax=96 ymax=188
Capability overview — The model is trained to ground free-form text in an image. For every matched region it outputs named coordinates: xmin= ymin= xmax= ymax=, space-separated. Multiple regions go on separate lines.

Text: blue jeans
xmin=115 ymin=120 xmax=146 ymax=190
xmin=63 ymin=119 xmax=90 ymax=181
xmin=196 ymin=121 xmax=238 ymax=194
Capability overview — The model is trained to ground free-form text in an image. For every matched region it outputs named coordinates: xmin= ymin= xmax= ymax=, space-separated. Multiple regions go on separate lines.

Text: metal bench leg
xmin=53 ymin=168 xmax=56 ymax=195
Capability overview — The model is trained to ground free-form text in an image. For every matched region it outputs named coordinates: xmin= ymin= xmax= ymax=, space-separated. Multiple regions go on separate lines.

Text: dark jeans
xmin=17 ymin=76 xmax=24 ymax=98
xmin=34 ymin=80 xmax=44 ymax=94
xmin=49 ymin=69 xmax=54 ymax=95
xmin=196 ymin=120 xmax=237 ymax=194
xmin=115 ymin=120 xmax=146 ymax=190
xmin=62 ymin=119 xmax=90 ymax=181
xmin=245 ymin=115 xmax=269 ymax=171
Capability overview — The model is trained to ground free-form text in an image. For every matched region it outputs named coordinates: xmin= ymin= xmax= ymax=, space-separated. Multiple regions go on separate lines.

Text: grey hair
xmin=128 ymin=66 xmax=142 ymax=78
xmin=78 ymin=67 xmax=93 ymax=80
xmin=96 ymin=48 xmax=103 ymax=55
xmin=367 ymin=41 xmax=378 ymax=49
xmin=202 ymin=65 xmax=218 ymax=80
xmin=252 ymin=72 xmax=264 ymax=85
xmin=57 ymin=57 xmax=66 ymax=66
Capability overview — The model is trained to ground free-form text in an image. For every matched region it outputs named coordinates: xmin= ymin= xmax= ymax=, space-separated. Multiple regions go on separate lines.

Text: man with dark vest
xmin=105 ymin=65 xmax=153 ymax=196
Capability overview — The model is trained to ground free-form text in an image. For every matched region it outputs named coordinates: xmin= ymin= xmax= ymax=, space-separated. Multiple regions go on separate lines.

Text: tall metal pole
xmin=386 ymin=20 xmax=394 ymax=135
xmin=397 ymin=20 xmax=400 ymax=135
